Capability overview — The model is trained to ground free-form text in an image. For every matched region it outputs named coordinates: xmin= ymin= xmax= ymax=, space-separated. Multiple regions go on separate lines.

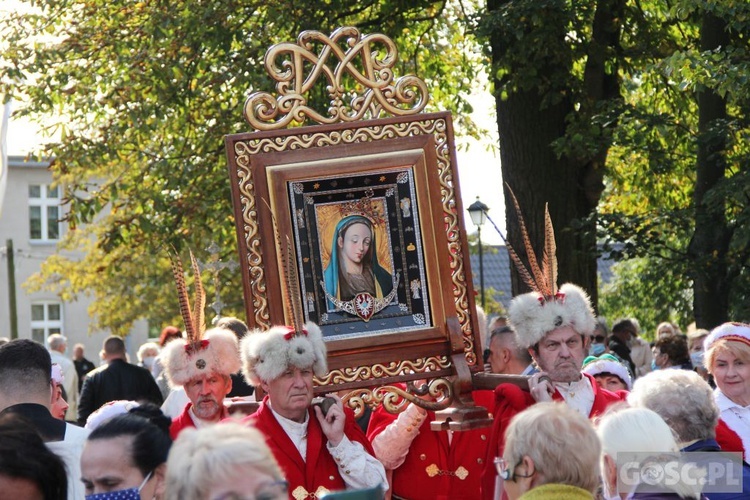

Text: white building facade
xmin=0 ymin=155 xmax=150 ymax=363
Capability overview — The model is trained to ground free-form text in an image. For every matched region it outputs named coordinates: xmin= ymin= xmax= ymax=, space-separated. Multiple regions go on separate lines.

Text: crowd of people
xmin=2 ymin=280 xmax=750 ymax=500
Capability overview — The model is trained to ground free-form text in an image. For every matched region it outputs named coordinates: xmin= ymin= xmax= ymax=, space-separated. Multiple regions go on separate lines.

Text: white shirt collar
xmin=188 ymin=405 xmax=222 ymax=429
xmin=269 ymin=403 xmax=309 ymax=458
xmin=715 ymin=388 xmax=748 ymax=412
xmin=553 ymin=375 xmax=595 ymax=417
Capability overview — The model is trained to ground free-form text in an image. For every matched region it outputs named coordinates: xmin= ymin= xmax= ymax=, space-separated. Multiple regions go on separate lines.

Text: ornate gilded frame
xmin=225 ymin=27 xmax=487 ymax=423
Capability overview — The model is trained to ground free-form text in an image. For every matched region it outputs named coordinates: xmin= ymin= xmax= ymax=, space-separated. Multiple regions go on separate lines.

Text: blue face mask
xmin=651 ymin=359 xmax=659 ymax=371
xmin=85 ymin=471 xmax=152 ymax=500
xmin=590 ymin=343 xmax=606 ymax=356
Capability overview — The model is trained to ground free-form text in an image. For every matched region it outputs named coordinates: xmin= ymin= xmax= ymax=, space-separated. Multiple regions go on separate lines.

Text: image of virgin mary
xmin=322 ymin=215 xmax=394 ymax=313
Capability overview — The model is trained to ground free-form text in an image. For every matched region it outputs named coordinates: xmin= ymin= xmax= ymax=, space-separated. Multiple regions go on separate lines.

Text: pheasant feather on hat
xmin=504 ymin=188 xmax=596 ymax=348
xmin=161 ymin=249 xmax=240 ymax=387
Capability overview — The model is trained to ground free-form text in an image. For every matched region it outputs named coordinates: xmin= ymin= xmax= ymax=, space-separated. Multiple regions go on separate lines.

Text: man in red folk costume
xmin=240 ymin=322 xmax=387 ymax=499
xmin=480 ymin=198 xmax=628 ymax=499
xmin=367 ymin=384 xmax=494 ymax=500
xmin=161 ymin=251 xmax=241 ymax=440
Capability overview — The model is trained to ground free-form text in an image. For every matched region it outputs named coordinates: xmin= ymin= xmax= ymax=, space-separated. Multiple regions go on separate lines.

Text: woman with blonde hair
xmin=165 ymin=423 xmax=287 ymax=500
xmin=597 ymin=407 xmax=704 ymax=499
xmin=498 ymin=402 xmax=601 ymax=499
xmin=704 ymin=323 xmax=750 ymax=460
xmin=656 ymin=322 xmax=678 ymax=338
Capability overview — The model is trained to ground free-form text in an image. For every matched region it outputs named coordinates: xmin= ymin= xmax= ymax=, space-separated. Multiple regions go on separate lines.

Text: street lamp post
xmin=467 ymin=197 xmax=489 ymax=309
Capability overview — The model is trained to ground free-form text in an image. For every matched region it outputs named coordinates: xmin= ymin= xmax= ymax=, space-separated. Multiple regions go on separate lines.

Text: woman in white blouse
xmin=704 ymin=322 xmax=750 ymax=460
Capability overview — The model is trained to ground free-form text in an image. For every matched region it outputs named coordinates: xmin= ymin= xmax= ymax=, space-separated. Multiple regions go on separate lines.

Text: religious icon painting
xmin=290 ymin=167 xmax=431 ymax=339
xmin=227 ymin=112 xmax=481 ymax=382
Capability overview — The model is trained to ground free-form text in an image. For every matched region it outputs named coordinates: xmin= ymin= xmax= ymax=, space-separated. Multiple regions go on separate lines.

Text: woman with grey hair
xmin=597 ymin=407 xmax=705 ymax=499
xmin=498 ymin=402 xmax=601 ymax=499
xmin=165 ymin=423 xmax=287 ymax=500
xmin=628 ymin=369 xmax=719 ymax=448
xmin=137 ymin=342 xmax=160 ymax=372
xmin=628 ymin=369 xmax=750 ymax=497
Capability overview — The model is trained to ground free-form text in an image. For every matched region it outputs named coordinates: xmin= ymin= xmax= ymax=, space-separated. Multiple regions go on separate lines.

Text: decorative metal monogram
xmin=244 ymin=26 xmax=429 ymax=130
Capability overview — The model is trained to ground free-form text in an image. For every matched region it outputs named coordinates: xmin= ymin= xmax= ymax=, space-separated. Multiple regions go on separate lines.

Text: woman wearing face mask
xmin=687 ymin=328 xmax=712 ymax=385
xmin=597 ymin=407 xmax=705 ymax=499
xmin=80 ymin=403 xmax=171 ymax=500
xmin=589 ymin=318 xmax=609 ymax=357
xmin=136 ymin=342 xmax=161 ymax=375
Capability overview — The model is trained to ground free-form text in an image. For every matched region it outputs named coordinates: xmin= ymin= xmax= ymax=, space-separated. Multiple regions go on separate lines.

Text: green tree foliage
xmin=481 ymin=286 xmax=506 ymax=316
xmin=476 ymin=0 xmax=750 ymax=329
xmin=4 ymin=0 xmax=750 ymax=334
xmin=477 ymin=0 xmax=634 ymax=304
xmin=599 ymin=258 xmax=693 ymax=341
xmin=1 ymin=0 xmax=483 ymax=333
xmin=598 ymin=0 xmax=750 ymax=328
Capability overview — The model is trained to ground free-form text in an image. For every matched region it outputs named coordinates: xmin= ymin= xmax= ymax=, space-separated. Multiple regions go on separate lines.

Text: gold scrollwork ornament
xmin=244 ymin=27 xmax=429 ymax=130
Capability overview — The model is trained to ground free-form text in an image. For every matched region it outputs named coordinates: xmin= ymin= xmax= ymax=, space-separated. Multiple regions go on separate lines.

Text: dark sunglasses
xmin=593 ymin=335 xmax=606 ymax=343
xmin=483 ymin=348 xmax=491 ymax=364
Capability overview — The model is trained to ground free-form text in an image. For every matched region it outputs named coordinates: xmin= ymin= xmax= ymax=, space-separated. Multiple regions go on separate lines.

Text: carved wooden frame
xmin=227 ymin=112 xmax=483 ymax=392
xmin=225 ymin=28 xmax=488 ymax=420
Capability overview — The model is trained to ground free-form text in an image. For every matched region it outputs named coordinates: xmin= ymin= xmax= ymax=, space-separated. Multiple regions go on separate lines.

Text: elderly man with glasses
xmin=496 ymin=402 xmax=601 ymax=500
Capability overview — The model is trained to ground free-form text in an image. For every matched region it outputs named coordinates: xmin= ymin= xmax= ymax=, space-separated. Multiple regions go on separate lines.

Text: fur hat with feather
xmin=503 ymin=189 xmax=596 ymax=348
xmin=241 ymin=321 xmax=327 ymax=385
xmin=238 ymin=202 xmax=329 ymax=386
xmin=161 ymin=250 xmax=240 ymax=387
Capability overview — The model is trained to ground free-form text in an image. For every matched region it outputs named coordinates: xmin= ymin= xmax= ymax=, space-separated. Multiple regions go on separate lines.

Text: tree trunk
xmin=486 ymin=0 xmax=624 ymax=309
xmin=689 ymin=13 xmax=731 ymax=329
xmin=496 ymin=89 xmax=599 ymax=300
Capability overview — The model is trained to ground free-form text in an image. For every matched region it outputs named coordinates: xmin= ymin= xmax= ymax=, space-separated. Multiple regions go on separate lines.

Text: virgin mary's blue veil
xmin=322 ymin=215 xmax=392 ymax=310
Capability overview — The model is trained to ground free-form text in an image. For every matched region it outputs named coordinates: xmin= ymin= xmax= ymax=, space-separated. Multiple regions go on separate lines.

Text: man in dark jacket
xmin=72 ymin=343 xmax=96 ymax=392
xmin=77 ymin=336 xmax=163 ymax=425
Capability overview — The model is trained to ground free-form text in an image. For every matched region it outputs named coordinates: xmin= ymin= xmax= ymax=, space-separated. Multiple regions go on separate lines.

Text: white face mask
xmin=142 ymin=356 xmax=157 ymax=370
xmin=690 ymin=351 xmax=705 ymax=368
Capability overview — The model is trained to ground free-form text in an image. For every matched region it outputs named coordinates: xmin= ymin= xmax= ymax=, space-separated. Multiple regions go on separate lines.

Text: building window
xmin=31 ymin=302 xmax=63 ymax=344
xmin=29 ymin=184 xmax=61 ymax=242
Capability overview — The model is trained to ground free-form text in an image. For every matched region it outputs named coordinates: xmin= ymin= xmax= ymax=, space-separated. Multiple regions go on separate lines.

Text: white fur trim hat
xmin=84 ymin=400 xmax=140 ymax=430
xmin=161 ymin=327 xmax=241 ymax=387
xmin=582 ymin=354 xmax=633 ymax=389
xmin=704 ymin=322 xmax=750 ymax=351
xmin=240 ymin=321 xmax=327 ymax=386
xmin=509 ymin=283 xmax=596 ymax=348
